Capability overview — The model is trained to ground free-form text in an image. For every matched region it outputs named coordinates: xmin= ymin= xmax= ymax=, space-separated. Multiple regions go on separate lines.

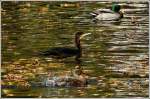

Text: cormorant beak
xmin=80 ymin=33 xmax=91 ymax=39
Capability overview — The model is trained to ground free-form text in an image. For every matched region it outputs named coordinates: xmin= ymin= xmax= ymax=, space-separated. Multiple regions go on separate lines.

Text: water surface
xmin=1 ymin=1 xmax=149 ymax=98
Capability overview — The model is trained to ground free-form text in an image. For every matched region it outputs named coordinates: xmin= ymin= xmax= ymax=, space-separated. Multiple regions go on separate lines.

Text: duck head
xmin=112 ymin=4 xmax=124 ymax=18
xmin=112 ymin=4 xmax=121 ymax=12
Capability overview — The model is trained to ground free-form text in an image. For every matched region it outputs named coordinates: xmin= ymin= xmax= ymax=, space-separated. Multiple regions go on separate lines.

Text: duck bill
xmin=80 ymin=33 xmax=91 ymax=39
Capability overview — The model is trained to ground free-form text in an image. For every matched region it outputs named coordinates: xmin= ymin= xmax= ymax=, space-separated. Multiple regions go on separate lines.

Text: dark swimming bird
xmin=41 ymin=32 xmax=91 ymax=58
xmin=90 ymin=4 xmax=123 ymax=21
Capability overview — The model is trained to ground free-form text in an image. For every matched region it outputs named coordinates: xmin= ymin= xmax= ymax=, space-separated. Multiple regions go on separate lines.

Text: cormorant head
xmin=75 ymin=32 xmax=91 ymax=50
xmin=75 ymin=32 xmax=91 ymax=40
xmin=112 ymin=4 xmax=121 ymax=12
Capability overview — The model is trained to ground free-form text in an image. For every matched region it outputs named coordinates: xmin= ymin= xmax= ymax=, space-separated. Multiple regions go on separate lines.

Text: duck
xmin=44 ymin=66 xmax=88 ymax=87
xmin=90 ymin=4 xmax=123 ymax=21
xmin=40 ymin=32 xmax=91 ymax=58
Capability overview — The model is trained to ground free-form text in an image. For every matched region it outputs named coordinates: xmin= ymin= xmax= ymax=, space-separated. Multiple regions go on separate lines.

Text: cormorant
xmin=41 ymin=32 xmax=91 ymax=58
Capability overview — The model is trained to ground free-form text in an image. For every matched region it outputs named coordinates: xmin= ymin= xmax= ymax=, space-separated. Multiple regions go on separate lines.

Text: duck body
xmin=44 ymin=76 xmax=87 ymax=87
xmin=91 ymin=9 xmax=123 ymax=21
xmin=42 ymin=66 xmax=89 ymax=87
xmin=91 ymin=4 xmax=123 ymax=21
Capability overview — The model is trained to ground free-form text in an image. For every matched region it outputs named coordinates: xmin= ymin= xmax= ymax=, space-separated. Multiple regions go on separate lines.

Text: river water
xmin=1 ymin=1 xmax=149 ymax=98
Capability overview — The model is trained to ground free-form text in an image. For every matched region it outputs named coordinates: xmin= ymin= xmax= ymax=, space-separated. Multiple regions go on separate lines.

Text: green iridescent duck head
xmin=112 ymin=4 xmax=121 ymax=12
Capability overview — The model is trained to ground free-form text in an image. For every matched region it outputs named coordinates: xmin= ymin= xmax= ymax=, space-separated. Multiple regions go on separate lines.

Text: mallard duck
xmin=90 ymin=4 xmax=123 ymax=21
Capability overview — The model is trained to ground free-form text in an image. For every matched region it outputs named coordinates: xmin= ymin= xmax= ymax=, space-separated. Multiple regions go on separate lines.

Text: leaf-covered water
xmin=1 ymin=1 xmax=149 ymax=98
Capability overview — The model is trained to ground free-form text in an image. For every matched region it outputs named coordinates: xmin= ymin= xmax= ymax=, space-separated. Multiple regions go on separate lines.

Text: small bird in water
xmin=90 ymin=4 xmax=123 ymax=21
xmin=41 ymin=32 xmax=91 ymax=58
xmin=44 ymin=66 xmax=88 ymax=87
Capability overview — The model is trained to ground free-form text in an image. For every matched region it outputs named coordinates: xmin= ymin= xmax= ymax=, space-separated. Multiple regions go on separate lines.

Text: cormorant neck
xmin=75 ymin=36 xmax=82 ymax=52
